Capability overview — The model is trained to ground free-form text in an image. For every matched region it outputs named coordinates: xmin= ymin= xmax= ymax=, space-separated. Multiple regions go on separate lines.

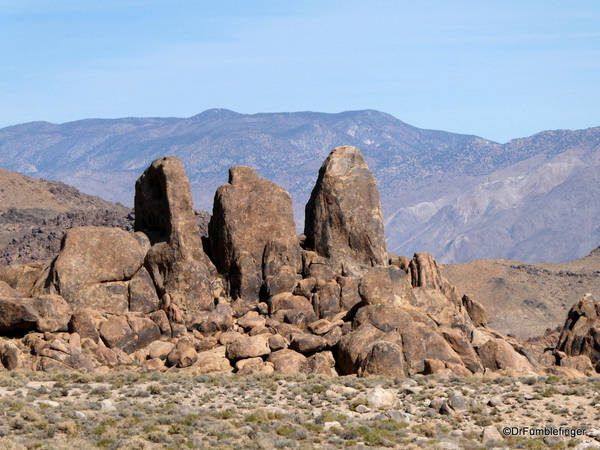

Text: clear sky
xmin=1 ymin=0 xmax=599 ymax=143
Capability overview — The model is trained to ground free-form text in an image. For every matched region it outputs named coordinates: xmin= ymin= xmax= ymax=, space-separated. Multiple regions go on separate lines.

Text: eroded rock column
xmin=304 ymin=146 xmax=388 ymax=275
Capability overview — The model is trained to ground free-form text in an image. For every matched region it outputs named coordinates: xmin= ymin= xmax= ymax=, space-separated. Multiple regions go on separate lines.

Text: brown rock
xmin=423 ymin=358 xmax=446 ymax=375
xmin=69 ymin=332 xmax=81 ymax=350
xmin=33 ymin=227 xmax=145 ymax=312
xmin=283 ymin=308 xmax=318 ymax=329
xmin=313 ymin=280 xmax=341 ymax=319
xmin=304 ymin=146 xmax=388 ymax=275
xmin=337 ymin=276 xmax=362 ymax=312
xmin=308 ymin=319 xmax=337 ymax=335
xmin=0 ymin=280 xmax=21 ymax=297
xmin=289 ymin=333 xmax=327 ymax=353
xmin=462 ymin=294 xmax=488 ymax=327
xmin=264 ymin=265 xmax=298 ymax=298
xmin=544 ymin=366 xmax=586 ymax=379
xmin=74 ymin=281 xmax=130 ymax=316
xmin=302 ymin=351 xmax=336 ymax=376
xmin=37 ymin=338 xmax=94 ymax=371
xmin=189 ymin=348 xmax=232 ymax=374
xmin=0 ymin=262 xmax=45 ymax=297
xmin=237 ymin=311 xmax=266 ymax=331
xmin=293 ymin=277 xmax=316 ymax=299
xmin=359 ymin=341 xmax=406 ymax=377
xmin=125 ymin=314 xmax=161 ymax=353
xmin=477 ymin=338 xmax=534 ymax=373
xmin=148 ymin=309 xmax=172 ymax=337
xmin=358 ymin=266 xmax=395 ymax=306
xmin=323 ymin=326 xmax=343 ymax=347
xmin=208 ymin=165 xmax=296 ymax=301
xmin=305 ymin=253 xmax=336 ymax=281
xmin=99 ymin=316 xmax=134 ymax=351
xmin=136 ymin=156 xmax=216 ymax=322
xmin=560 ymin=354 xmax=595 ymax=373
xmin=225 ymin=334 xmax=271 ymax=360
xmin=197 ymin=304 xmax=234 ymax=333
xmin=409 ymin=252 xmax=443 ymax=289
xmin=267 ymin=349 xmax=307 ymax=374
xmin=94 ymin=347 xmax=119 ymax=366
xmin=219 ymin=331 xmax=244 ymax=346
xmin=237 ymin=361 xmax=275 ymax=376
xmin=439 ymin=326 xmax=484 ymax=374
xmin=129 ymin=267 xmax=160 ymax=313
xmin=69 ymin=308 xmax=105 ymax=343
xmin=147 ymin=341 xmax=175 ymax=360
xmin=268 ymin=334 xmax=288 ymax=351
xmin=263 ymin=236 xmax=302 ymax=278
xmin=336 ymin=323 xmax=385 ymax=374
xmin=141 ymin=358 xmax=168 ymax=372
xmin=0 ymin=340 xmax=22 ymax=370
xmin=167 ymin=338 xmax=198 ymax=368
xmin=448 ymin=362 xmax=473 ymax=377
xmin=270 ymin=293 xmax=313 ymax=314
xmin=555 ymin=294 xmax=600 ymax=368
xmin=25 ymin=295 xmax=72 ymax=333
xmin=401 ymin=321 xmax=463 ymax=375
xmin=0 ymin=297 xmax=39 ymax=333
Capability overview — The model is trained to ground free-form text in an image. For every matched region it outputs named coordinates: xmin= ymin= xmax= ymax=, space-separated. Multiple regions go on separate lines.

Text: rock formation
xmin=305 ymin=146 xmax=388 ymax=276
xmin=135 ymin=156 xmax=216 ymax=322
xmin=0 ymin=149 xmax=579 ymax=378
xmin=208 ymin=165 xmax=298 ymax=302
xmin=554 ymin=293 xmax=600 ymax=372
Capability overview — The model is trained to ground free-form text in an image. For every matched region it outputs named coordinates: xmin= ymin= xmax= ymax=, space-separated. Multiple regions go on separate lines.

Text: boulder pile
xmin=0 ymin=147 xmax=574 ymax=377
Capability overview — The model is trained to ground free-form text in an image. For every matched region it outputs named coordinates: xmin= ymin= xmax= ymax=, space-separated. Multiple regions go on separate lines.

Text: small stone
xmin=367 ymin=387 xmax=396 ymax=409
xmin=355 ymin=404 xmax=371 ymax=413
xmin=482 ymin=425 xmax=503 ymax=442
xmin=100 ymin=399 xmax=117 ymax=412
xmin=323 ymin=421 xmax=342 ymax=430
xmin=74 ymin=411 xmax=88 ymax=422
xmin=448 ymin=395 xmax=467 ymax=411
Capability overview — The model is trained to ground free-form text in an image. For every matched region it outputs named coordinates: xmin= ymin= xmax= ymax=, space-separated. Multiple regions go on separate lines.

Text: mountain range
xmin=1 ymin=109 xmax=599 ymax=264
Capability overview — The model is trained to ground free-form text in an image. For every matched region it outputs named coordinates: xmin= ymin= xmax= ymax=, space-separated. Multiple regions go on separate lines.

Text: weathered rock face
xmin=208 ymin=165 xmax=297 ymax=301
xmin=304 ymin=146 xmax=388 ymax=275
xmin=32 ymin=226 xmax=145 ymax=314
xmin=135 ymin=156 xmax=216 ymax=320
xmin=0 ymin=263 xmax=45 ymax=297
xmin=556 ymin=294 xmax=600 ymax=368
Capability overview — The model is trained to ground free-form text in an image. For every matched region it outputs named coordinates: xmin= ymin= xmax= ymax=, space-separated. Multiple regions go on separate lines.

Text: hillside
xmin=442 ymin=247 xmax=600 ymax=340
xmin=0 ymin=168 xmax=132 ymax=264
xmin=1 ymin=110 xmax=599 ymax=263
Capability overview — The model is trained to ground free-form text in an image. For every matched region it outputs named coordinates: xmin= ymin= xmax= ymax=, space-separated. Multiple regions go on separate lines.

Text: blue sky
xmin=1 ymin=0 xmax=599 ymax=143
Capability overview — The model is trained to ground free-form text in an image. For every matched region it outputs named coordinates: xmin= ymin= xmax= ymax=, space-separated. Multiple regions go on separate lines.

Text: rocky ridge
xmin=2 ymin=110 xmax=600 ymax=264
xmin=0 ymin=147 xmax=596 ymax=381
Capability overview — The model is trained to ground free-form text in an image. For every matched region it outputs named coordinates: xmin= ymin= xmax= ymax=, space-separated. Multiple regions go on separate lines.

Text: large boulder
xmin=208 ymin=166 xmax=297 ymax=301
xmin=32 ymin=226 xmax=145 ymax=314
xmin=304 ymin=146 xmax=388 ymax=275
xmin=135 ymin=156 xmax=216 ymax=321
xmin=0 ymin=298 xmax=40 ymax=333
xmin=24 ymin=295 xmax=72 ymax=332
xmin=0 ymin=262 xmax=45 ymax=297
xmin=555 ymin=294 xmax=600 ymax=367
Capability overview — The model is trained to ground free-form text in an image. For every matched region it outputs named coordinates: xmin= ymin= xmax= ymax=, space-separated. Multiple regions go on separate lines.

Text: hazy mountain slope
xmin=1 ymin=109 xmax=599 ymax=263
xmin=442 ymin=247 xmax=600 ymax=340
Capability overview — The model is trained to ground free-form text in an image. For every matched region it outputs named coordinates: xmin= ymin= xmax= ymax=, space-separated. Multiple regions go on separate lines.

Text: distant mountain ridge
xmin=1 ymin=109 xmax=599 ymax=264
